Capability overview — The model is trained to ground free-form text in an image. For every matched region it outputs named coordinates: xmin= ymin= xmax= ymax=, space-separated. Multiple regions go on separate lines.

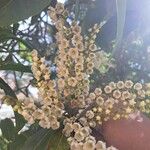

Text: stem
xmin=76 ymin=102 xmax=96 ymax=121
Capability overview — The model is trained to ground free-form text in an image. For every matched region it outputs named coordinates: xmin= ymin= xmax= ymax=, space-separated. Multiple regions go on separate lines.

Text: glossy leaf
xmin=15 ymin=112 xmax=27 ymax=132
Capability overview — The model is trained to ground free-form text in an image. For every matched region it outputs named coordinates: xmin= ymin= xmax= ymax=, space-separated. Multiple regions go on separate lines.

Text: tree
xmin=0 ymin=0 xmax=150 ymax=150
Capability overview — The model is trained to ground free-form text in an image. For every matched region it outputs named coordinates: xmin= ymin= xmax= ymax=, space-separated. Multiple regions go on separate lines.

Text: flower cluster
xmin=63 ymin=119 xmax=117 ymax=150
xmin=18 ymin=50 xmax=64 ymax=130
xmin=49 ymin=2 xmax=102 ymax=109
xmin=76 ymin=80 xmax=150 ymax=128
xmin=7 ymin=2 xmax=150 ymax=150
xmin=8 ymin=2 xmax=102 ymax=143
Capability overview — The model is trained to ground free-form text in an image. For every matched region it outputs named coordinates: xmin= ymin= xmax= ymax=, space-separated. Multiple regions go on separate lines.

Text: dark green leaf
xmin=31 ymin=15 xmax=40 ymax=25
xmin=22 ymin=123 xmax=41 ymax=138
xmin=22 ymin=128 xmax=69 ymax=150
xmin=13 ymin=23 xmax=20 ymax=35
xmin=48 ymin=130 xmax=69 ymax=150
xmin=0 ymin=119 xmax=16 ymax=141
xmin=4 ymin=54 xmax=13 ymax=63
xmin=0 ymin=136 xmax=8 ymax=150
xmin=0 ymin=0 xmax=51 ymax=27
xmin=0 ymin=27 xmax=13 ymax=42
xmin=15 ymin=112 xmax=27 ymax=132
xmin=7 ymin=134 xmax=26 ymax=150
xmin=0 ymin=0 xmax=11 ymax=9
xmin=21 ymin=128 xmax=50 ymax=150
xmin=0 ymin=77 xmax=18 ymax=100
xmin=0 ymin=62 xmax=31 ymax=73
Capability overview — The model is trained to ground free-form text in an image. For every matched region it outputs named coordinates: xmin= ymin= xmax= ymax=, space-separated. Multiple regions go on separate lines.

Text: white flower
xmin=83 ymin=140 xmax=95 ymax=150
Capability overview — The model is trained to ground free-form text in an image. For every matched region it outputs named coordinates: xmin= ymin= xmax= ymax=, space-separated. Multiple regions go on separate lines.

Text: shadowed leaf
xmin=0 ymin=119 xmax=16 ymax=141
xmin=0 ymin=0 xmax=51 ymax=27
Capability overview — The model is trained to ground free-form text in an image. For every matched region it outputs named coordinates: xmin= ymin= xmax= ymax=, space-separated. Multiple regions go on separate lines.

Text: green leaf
xmin=13 ymin=23 xmax=20 ymax=34
xmin=0 ymin=77 xmax=18 ymax=100
xmin=0 ymin=0 xmax=51 ymax=27
xmin=21 ymin=128 xmax=51 ymax=150
xmin=18 ymin=43 xmax=32 ymax=63
xmin=15 ymin=112 xmax=27 ymax=132
xmin=0 ymin=119 xmax=16 ymax=141
xmin=22 ymin=128 xmax=69 ymax=150
xmin=0 ymin=0 xmax=11 ymax=9
xmin=0 ymin=62 xmax=31 ymax=73
xmin=48 ymin=130 xmax=69 ymax=150
xmin=0 ymin=136 xmax=8 ymax=150
xmin=7 ymin=134 xmax=27 ymax=150
xmin=31 ymin=15 xmax=40 ymax=25
xmin=113 ymin=0 xmax=127 ymax=54
xmin=0 ymin=27 xmax=13 ymax=42
xmin=22 ymin=123 xmax=41 ymax=138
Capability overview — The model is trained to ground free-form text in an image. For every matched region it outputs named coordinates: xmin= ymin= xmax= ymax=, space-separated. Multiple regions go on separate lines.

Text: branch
xmin=0 ymin=36 xmax=34 ymax=50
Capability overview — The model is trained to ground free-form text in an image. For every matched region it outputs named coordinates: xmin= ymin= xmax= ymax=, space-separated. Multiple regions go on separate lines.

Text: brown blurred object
xmin=102 ymin=112 xmax=150 ymax=150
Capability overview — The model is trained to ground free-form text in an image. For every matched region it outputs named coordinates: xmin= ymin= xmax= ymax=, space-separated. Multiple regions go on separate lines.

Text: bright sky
xmin=58 ymin=0 xmax=66 ymax=3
